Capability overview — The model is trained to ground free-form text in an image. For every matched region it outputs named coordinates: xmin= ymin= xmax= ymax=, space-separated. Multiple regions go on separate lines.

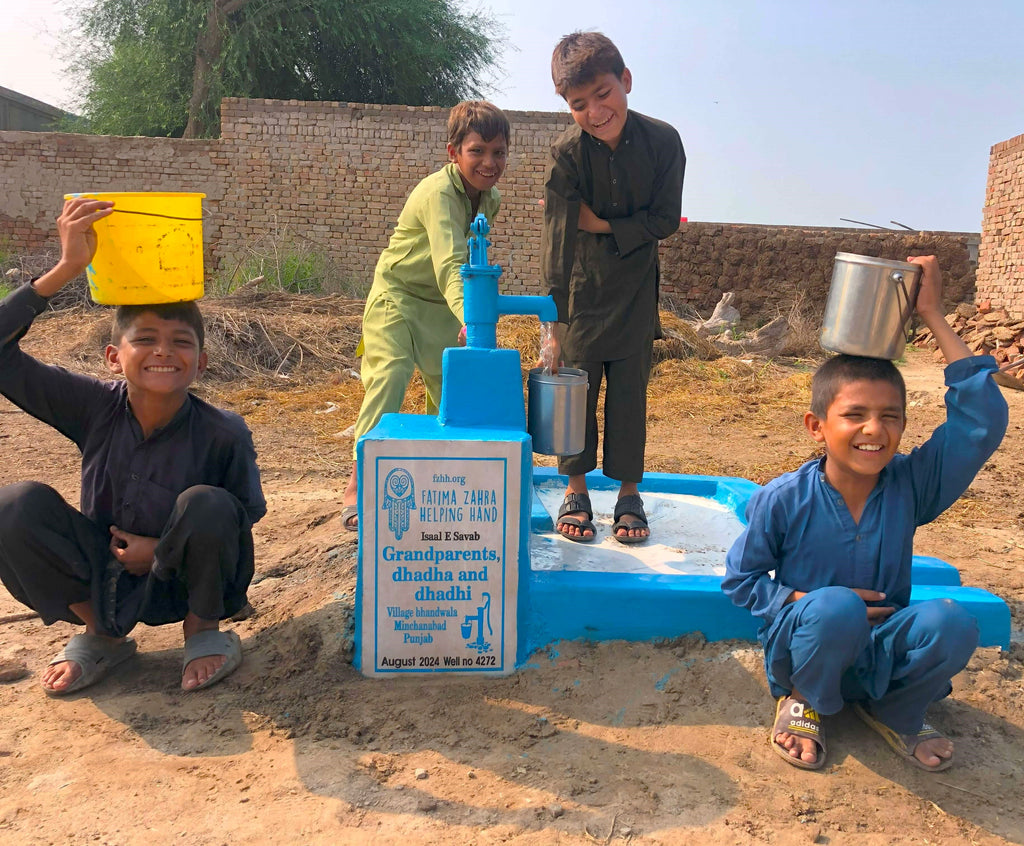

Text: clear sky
xmin=4 ymin=0 xmax=1023 ymax=232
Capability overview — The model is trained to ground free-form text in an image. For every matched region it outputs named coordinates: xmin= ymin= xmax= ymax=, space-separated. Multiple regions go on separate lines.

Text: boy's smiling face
xmin=564 ymin=69 xmax=632 ymax=150
xmin=448 ymin=131 xmax=508 ymax=200
xmin=105 ymin=312 xmax=206 ymax=396
xmin=805 ymin=378 xmax=906 ymax=487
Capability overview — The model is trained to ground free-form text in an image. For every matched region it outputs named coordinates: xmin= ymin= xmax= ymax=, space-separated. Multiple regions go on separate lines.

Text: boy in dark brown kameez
xmin=543 ymin=31 xmax=685 ymax=544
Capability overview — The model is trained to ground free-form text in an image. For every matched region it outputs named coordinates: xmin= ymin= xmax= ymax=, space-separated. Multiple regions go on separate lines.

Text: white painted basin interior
xmin=530 ymin=480 xmax=744 ymax=576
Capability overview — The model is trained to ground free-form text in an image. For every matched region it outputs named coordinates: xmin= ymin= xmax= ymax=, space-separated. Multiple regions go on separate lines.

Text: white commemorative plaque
xmin=358 ymin=438 xmax=522 ymax=675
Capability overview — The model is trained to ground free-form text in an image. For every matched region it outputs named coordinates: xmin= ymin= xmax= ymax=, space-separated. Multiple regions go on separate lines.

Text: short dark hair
xmin=551 ymin=31 xmax=626 ymax=98
xmin=810 ymin=355 xmax=906 ymax=418
xmin=111 ymin=301 xmax=205 ymax=349
xmin=447 ymin=101 xmax=510 ymax=150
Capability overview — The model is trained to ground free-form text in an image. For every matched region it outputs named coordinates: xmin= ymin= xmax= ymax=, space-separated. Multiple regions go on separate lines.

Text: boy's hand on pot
xmin=907 ymin=255 xmax=942 ymax=317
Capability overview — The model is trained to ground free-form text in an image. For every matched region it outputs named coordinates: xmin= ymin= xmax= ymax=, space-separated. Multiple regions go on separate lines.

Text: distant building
xmin=0 ymin=85 xmax=73 ymax=131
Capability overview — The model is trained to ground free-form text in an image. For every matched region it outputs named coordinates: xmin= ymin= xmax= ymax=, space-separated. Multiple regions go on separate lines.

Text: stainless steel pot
xmin=527 ymin=367 xmax=587 ymax=456
xmin=820 ymin=253 xmax=922 ymax=360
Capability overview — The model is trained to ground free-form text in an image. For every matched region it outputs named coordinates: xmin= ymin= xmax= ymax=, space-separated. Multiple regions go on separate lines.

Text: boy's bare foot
xmin=42 ymin=633 xmax=137 ymax=696
xmin=181 ymin=613 xmax=238 ymax=692
xmin=775 ymin=727 xmax=821 ymax=766
xmin=771 ymin=694 xmax=826 ymax=769
xmin=852 ymin=702 xmax=954 ymax=772
xmin=43 ymin=652 xmax=95 ymax=692
xmin=612 ymin=486 xmax=650 ymax=543
xmin=182 ymin=651 xmax=228 ymax=691
xmin=912 ymin=735 xmax=954 ymax=769
xmin=42 ymin=599 xmax=136 ymax=696
xmin=556 ymin=485 xmax=595 ymax=542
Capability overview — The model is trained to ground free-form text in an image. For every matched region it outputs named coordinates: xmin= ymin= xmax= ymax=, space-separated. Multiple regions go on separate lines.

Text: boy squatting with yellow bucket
xmin=340 ymin=101 xmax=511 ymax=529
xmin=0 ymin=197 xmax=267 ymax=694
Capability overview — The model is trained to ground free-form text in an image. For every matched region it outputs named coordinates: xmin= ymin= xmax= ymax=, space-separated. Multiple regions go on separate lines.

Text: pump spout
xmin=496 ymin=294 xmax=558 ymax=324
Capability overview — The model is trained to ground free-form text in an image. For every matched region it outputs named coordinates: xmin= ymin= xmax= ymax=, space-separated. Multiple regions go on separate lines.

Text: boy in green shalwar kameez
xmin=341 ymin=101 xmax=511 ymax=530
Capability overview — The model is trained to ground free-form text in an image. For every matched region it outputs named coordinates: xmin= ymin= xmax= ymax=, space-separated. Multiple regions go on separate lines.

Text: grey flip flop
xmin=182 ymin=629 xmax=242 ymax=692
xmin=341 ymin=504 xmax=358 ymax=532
xmin=44 ymin=633 xmax=137 ymax=697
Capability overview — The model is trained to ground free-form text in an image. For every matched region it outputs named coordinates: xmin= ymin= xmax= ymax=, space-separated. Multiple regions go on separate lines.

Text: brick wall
xmin=0 ymin=98 xmax=978 ymax=317
xmin=0 ymin=131 xmax=226 ymax=257
xmin=214 ymin=99 xmax=566 ymax=293
xmin=977 ymin=133 xmax=1024 ymax=314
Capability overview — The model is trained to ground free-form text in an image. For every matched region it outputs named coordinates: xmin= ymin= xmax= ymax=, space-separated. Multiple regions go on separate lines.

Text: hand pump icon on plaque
xmin=461 ymin=592 xmax=493 ymax=654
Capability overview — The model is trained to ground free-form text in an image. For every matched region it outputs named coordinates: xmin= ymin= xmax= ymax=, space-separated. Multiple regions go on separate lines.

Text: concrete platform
xmin=527 ymin=468 xmax=1010 ymax=651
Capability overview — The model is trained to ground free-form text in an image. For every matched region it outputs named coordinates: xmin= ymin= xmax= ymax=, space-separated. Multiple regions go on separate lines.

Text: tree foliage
xmin=68 ymin=0 xmax=503 ymax=137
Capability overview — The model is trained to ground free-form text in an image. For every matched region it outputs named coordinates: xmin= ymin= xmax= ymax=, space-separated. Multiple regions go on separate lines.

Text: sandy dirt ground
xmin=1 ymin=302 xmax=1022 ymax=845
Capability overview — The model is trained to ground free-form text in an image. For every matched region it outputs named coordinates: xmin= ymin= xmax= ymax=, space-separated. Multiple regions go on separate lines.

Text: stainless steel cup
xmin=527 ymin=367 xmax=588 ymax=456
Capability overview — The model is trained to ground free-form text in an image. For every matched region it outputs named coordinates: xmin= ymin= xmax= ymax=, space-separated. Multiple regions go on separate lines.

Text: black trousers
xmin=0 ymin=481 xmax=254 ymax=638
xmin=557 ymin=340 xmax=653 ymax=483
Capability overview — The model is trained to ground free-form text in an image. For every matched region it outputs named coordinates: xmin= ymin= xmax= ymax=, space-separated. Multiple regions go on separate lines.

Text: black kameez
xmin=541 ymin=110 xmax=685 ymax=481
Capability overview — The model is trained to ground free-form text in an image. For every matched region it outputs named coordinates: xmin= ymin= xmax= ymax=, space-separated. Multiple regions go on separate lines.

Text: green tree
xmin=68 ymin=0 xmax=503 ymax=138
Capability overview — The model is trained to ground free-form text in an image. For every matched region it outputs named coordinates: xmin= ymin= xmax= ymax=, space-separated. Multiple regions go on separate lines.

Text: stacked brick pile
xmin=914 ymin=300 xmax=1024 ymax=367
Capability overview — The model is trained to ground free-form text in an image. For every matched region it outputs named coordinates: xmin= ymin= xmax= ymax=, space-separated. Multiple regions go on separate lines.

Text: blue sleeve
xmin=721 ymin=485 xmax=797 ymax=624
xmin=906 ymin=355 xmax=1008 ymax=525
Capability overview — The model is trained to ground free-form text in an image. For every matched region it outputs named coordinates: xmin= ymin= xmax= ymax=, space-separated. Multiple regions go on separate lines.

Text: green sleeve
xmin=422 ymin=185 xmax=473 ymax=323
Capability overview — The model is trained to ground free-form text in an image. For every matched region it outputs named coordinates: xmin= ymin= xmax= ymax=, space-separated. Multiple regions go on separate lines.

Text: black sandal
xmin=556 ymin=492 xmax=596 ymax=543
xmin=612 ymin=493 xmax=649 ymax=544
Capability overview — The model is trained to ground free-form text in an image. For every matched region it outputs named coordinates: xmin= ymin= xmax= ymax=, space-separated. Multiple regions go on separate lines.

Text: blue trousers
xmin=763 ymin=586 xmax=978 ymax=735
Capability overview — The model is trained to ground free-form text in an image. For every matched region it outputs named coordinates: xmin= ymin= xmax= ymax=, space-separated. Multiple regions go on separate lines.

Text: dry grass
xmin=497 ymin=310 xmax=723 ymax=368
xmin=656 ymin=311 xmax=722 ymax=362
xmin=26 ymin=292 xmax=366 ymax=386
xmin=650 ymin=357 xmax=812 ymax=423
xmin=771 ymin=290 xmax=826 ymax=358
xmin=21 ymin=293 xmax=814 ymax=459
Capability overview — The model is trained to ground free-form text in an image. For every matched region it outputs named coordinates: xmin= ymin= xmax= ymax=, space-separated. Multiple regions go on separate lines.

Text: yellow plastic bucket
xmin=64 ymin=192 xmax=206 ymax=305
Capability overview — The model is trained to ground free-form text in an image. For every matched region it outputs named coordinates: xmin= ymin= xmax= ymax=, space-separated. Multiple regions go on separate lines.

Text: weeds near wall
xmin=213 ymin=221 xmax=368 ymax=299
xmin=773 ymin=291 xmax=825 ymax=358
xmin=0 ymin=244 xmax=93 ymax=308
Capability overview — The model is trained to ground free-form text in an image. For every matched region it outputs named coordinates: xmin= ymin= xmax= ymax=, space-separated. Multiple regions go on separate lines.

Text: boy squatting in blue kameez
xmin=722 ymin=256 xmax=1008 ymax=772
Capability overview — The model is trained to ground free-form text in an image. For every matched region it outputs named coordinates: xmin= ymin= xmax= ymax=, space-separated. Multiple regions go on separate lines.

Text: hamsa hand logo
xmin=382 ymin=468 xmax=415 ymax=540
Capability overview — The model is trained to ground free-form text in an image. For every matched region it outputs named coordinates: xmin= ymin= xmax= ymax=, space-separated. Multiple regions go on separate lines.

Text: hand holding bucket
xmin=819 ymin=253 xmax=922 ymax=360
xmin=63 ymin=192 xmax=206 ymax=305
